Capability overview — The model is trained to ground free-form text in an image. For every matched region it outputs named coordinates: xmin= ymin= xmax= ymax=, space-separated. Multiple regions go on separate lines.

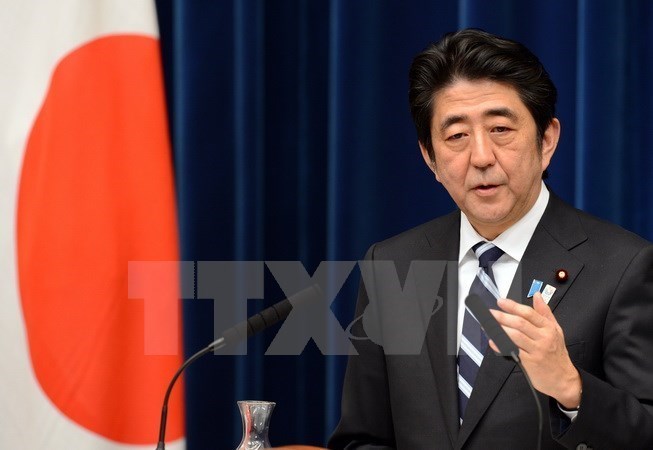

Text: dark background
xmin=154 ymin=0 xmax=653 ymax=447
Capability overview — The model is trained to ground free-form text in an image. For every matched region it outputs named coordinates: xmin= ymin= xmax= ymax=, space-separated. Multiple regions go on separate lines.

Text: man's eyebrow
xmin=439 ymin=114 xmax=467 ymax=133
xmin=439 ymin=108 xmax=518 ymax=134
xmin=483 ymin=107 xmax=518 ymax=121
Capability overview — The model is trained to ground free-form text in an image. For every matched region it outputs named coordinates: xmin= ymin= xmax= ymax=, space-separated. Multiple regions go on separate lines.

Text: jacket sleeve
xmin=552 ymin=245 xmax=653 ymax=449
xmin=328 ymin=244 xmax=397 ymax=450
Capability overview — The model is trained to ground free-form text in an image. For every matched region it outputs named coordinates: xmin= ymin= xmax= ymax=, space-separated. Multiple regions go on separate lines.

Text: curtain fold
xmin=156 ymin=1 xmax=653 ymax=448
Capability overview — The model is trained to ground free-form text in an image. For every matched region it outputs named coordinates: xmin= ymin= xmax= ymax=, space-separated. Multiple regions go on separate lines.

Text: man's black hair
xmin=408 ymin=28 xmax=557 ymax=165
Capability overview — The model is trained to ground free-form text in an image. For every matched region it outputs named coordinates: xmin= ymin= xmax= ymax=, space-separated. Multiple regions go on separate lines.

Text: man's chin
xmin=464 ymin=208 xmax=513 ymax=235
xmin=465 ymin=199 xmax=511 ymax=221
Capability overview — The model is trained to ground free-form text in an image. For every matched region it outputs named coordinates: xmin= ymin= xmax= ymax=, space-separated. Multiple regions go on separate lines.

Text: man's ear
xmin=540 ymin=118 xmax=560 ymax=172
xmin=419 ymin=141 xmax=437 ymax=178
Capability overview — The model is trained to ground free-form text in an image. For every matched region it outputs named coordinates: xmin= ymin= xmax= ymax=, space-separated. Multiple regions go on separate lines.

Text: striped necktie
xmin=457 ymin=241 xmax=505 ymax=424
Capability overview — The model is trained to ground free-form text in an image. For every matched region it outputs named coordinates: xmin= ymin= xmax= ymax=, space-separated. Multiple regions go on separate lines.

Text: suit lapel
xmin=455 ymin=192 xmax=586 ymax=448
xmin=508 ymin=228 xmax=584 ymax=313
xmin=515 ymin=192 xmax=587 ymax=312
xmin=420 ymin=211 xmax=461 ymax=448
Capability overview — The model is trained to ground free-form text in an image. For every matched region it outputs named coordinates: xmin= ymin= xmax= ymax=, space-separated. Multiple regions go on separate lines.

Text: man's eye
xmin=448 ymin=133 xmax=464 ymax=140
xmin=493 ymin=126 xmax=509 ymax=133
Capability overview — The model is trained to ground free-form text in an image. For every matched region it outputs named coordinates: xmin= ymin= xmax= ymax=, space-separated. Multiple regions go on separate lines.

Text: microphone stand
xmin=466 ymin=294 xmax=543 ymax=450
xmin=510 ymin=351 xmax=542 ymax=450
xmin=155 ymin=339 xmax=226 ymax=450
xmin=154 ymin=285 xmax=320 ymax=449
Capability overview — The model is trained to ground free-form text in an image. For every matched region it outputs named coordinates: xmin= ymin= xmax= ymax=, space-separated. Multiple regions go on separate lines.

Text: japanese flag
xmin=0 ymin=0 xmax=184 ymax=448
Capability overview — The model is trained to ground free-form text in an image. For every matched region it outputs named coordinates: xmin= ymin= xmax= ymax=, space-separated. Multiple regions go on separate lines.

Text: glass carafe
xmin=235 ymin=400 xmax=275 ymax=449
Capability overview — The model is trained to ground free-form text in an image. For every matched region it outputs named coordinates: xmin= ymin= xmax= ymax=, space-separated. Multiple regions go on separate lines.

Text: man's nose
xmin=469 ymin=133 xmax=496 ymax=168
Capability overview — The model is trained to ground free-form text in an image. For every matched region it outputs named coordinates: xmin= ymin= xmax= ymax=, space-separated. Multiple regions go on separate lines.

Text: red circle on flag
xmin=16 ymin=35 xmax=184 ymax=444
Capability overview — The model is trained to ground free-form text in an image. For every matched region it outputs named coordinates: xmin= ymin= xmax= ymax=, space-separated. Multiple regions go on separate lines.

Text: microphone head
xmin=222 ymin=284 xmax=322 ymax=345
xmin=465 ymin=293 xmax=519 ymax=358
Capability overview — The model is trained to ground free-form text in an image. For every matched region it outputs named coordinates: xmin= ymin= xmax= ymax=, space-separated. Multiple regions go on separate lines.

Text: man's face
xmin=420 ymin=78 xmax=560 ymax=240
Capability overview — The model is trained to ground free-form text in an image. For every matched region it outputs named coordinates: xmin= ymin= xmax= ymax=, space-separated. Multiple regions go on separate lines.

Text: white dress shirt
xmin=456 ymin=181 xmax=550 ymax=348
xmin=455 ymin=181 xmax=578 ymax=421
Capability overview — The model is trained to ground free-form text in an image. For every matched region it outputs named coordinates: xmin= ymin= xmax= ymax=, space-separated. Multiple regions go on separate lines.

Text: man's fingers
xmin=488 ymin=339 xmax=499 ymax=354
xmin=499 ymin=324 xmax=537 ymax=353
xmin=491 ymin=308 xmax=540 ymax=340
xmin=497 ymin=297 xmax=547 ymax=327
xmin=488 ymin=309 xmax=537 ymax=352
xmin=533 ymin=292 xmax=555 ymax=320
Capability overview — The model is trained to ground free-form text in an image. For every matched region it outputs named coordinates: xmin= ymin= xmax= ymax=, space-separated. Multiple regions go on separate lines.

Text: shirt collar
xmin=458 ymin=181 xmax=550 ymax=263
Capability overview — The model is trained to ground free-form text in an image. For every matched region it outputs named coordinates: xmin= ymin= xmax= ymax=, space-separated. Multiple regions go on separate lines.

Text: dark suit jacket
xmin=329 ymin=192 xmax=653 ymax=450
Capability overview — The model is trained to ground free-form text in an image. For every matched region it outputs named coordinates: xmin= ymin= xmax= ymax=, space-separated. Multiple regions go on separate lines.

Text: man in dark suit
xmin=328 ymin=29 xmax=653 ymax=449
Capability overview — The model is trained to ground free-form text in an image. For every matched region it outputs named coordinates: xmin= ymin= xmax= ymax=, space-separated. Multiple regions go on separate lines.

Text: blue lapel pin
xmin=527 ymin=279 xmax=543 ymax=298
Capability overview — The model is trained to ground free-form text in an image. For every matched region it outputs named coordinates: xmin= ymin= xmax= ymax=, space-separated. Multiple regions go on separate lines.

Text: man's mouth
xmin=472 ymin=184 xmax=500 ymax=195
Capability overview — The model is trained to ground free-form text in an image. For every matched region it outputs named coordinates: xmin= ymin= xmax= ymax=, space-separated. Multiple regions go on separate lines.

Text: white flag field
xmin=0 ymin=0 xmax=184 ymax=448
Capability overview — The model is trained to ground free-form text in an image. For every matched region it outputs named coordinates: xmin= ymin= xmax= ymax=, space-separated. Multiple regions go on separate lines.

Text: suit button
xmin=576 ymin=444 xmax=588 ymax=450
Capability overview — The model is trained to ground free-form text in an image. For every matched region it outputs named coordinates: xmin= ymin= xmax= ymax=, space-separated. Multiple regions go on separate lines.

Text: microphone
xmin=155 ymin=284 xmax=322 ymax=450
xmin=464 ymin=293 xmax=542 ymax=450
xmin=465 ymin=293 xmax=519 ymax=360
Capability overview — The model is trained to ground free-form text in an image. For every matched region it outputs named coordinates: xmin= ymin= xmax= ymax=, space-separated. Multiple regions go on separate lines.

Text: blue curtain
xmin=155 ymin=0 xmax=653 ymax=448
